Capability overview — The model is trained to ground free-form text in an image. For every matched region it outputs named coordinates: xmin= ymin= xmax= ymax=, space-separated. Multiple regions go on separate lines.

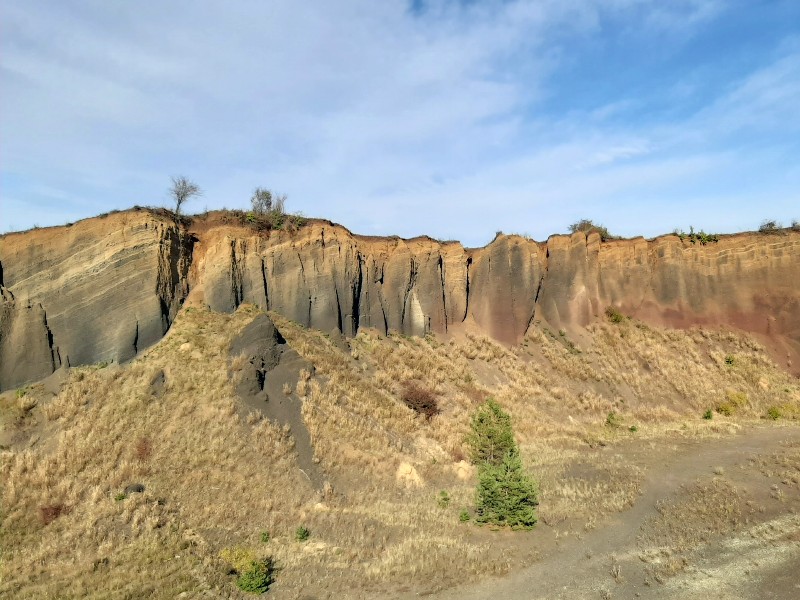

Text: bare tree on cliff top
xmin=169 ymin=176 xmax=201 ymax=216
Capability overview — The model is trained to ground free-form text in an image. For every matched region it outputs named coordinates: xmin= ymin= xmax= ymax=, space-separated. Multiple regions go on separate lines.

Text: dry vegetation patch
xmin=2 ymin=305 xmax=799 ymax=598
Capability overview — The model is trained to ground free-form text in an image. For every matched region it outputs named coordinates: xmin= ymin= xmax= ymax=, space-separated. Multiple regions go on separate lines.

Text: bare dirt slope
xmin=427 ymin=426 xmax=800 ymax=600
xmin=3 ymin=304 xmax=800 ymax=598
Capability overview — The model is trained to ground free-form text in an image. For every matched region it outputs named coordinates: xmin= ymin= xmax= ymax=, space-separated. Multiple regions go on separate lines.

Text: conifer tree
xmin=467 ymin=399 xmax=539 ymax=529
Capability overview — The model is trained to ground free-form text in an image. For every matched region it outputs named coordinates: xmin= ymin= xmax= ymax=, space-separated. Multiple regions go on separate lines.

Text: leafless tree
xmin=169 ymin=176 xmax=201 ymax=215
xmin=250 ymin=187 xmax=272 ymax=214
xmin=250 ymin=188 xmax=287 ymax=215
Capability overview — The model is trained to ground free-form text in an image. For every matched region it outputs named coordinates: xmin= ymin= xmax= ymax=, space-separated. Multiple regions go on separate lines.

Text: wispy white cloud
xmin=1 ymin=1 xmax=798 ymax=243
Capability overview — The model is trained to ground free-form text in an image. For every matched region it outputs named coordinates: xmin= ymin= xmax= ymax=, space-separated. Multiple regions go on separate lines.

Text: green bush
xmin=260 ymin=531 xmax=270 ymax=543
xmin=295 ymin=526 xmax=310 ymax=542
xmin=605 ymin=411 xmax=622 ymax=429
xmin=459 ymin=510 xmax=471 ymax=522
xmin=114 ymin=493 xmax=127 ymax=502
xmin=629 ymin=425 xmax=638 ymax=433
xmin=766 ymin=406 xmax=782 ymax=420
xmin=724 ymin=355 xmax=735 ymax=366
xmin=675 ymin=226 xmax=719 ymax=245
xmin=568 ymin=219 xmax=616 ymax=242
xmin=605 ymin=306 xmax=625 ymax=324
xmin=702 ymin=409 xmax=713 ymax=420
xmin=716 ymin=403 xmax=734 ymax=416
xmin=236 ymin=557 xmax=275 ymax=594
xmin=437 ymin=490 xmax=451 ymax=509
xmin=475 ymin=449 xmax=539 ymax=529
xmin=466 ymin=399 xmax=517 ymax=466
xmin=467 ymin=399 xmax=538 ymax=529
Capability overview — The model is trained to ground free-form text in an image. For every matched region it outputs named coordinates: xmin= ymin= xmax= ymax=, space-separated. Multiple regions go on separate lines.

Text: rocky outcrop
xmin=188 ymin=219 xmax=800 ymax=375
xmin=1 ymin=209 xmax=798 ymax=391
xmin=0 ymin=210 xmax=193 ymax=390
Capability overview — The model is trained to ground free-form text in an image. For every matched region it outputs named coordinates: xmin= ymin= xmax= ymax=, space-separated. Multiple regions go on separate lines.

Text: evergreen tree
xmin=466 ymin=399 xmax=516 ymax=466
xmin=475 ymin=447 xmax=538 ymax=529
xmin=467 ymin=399 xmax=539 ymax=529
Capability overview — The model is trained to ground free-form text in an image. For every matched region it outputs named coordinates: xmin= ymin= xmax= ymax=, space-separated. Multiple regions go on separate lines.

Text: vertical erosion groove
xmin=156 ymin=223 xmax=195 ymax=331
xmin=261 ymin=257 xmax=270 ymax=310
xmin=352 ymin=254 xmax=363 ymax=335
xmin=438 ymin=255 xmax=448 ymax=332
xmin=463 ymin=256 xmax=472 ymax=322
xmin=400 ymin=258 xmax=418 ymax=330
xmin=43 ymin=309 xmax=59 ymax=371
xmin=335 ymin=286 xmax=343 ymax=333
xmin=230 ymin=240 xmax=244 ymax=309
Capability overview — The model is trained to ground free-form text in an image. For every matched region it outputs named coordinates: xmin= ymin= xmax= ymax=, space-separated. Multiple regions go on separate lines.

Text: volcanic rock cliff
xmin=1 ymin=209 xmax=798 ymax=390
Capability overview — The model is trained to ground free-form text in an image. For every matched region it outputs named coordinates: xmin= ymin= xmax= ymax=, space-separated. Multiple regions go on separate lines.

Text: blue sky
xmin=1 ymin=0 xmax=798 ymax=246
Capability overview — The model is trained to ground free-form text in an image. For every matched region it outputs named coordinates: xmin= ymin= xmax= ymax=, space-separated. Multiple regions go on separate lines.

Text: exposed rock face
xmin=1 ymin=209 xmax=799 ymax=391
xmin=0 ymin=211 xmax=193 ymax=390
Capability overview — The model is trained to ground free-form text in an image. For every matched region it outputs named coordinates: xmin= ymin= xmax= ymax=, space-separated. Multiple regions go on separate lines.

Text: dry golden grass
xmin=2 ymin=304 xmax=798 ymax=598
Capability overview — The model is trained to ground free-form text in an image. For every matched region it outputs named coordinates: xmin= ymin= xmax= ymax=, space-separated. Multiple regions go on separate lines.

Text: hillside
xmin=2 ymin=302 xmax=799 ymax=598
xmin=1 ymin=209 xmax=800 ymax=598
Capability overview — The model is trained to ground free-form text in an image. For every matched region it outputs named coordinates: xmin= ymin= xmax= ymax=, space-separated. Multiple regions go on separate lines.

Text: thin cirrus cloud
xmin=1 ymin=0 xmax=798 ymax=246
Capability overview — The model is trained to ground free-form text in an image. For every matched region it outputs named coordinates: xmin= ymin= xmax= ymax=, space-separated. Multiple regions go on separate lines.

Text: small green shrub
xmin=295 ymin=526 xmax=310 ymax=542
xmin=568 ymin=219 xmax=617 ymax=242
xmin=459 ymin=510 xmax=471 ymax=522
xmin=236 ymin=557 xmax=275 ymax=594
xmin=260 ymin=531 xmax=270 ymax=543
xmin=726 ymin=390 xmax=748 ymax=408
xmin=702 ymin=409 xmax=714 ymax=420
xmin=605 ymin=412 xmax=622 ymax=429
xmin=629 ymin=425 xmax=638 ymax=433
xmin=437 ymin=490 xmax=451 ymax=509
xmin=792 ymin=219 xmax=799 ymax=231
xmin=15 ymin=388 xmax=27 ymax=399
xmin=716 ymin=403 xmax=734 ymax=416
xmin=724 ymin=355 xmax=735 ymax=366
xmin=675 ymin=226 xmax=719 ymax=245
xmin=605 ymin=306 xmax=625 ymax=324
xmin=114 ymin=493 xmax=127 ymax=502
xmin=766 ymin=406 xmax=782 ymax=420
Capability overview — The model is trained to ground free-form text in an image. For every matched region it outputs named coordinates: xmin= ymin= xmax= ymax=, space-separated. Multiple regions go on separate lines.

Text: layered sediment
xmin=1 ymin=208 xmax=798 ymax=390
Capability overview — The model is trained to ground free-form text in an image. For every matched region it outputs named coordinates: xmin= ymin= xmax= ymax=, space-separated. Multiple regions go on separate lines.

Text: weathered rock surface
xmin=191 ymin=219 xmax=800 ymax=374
xmin=2 ymin=208 xmax=799 ymax=391
xmin=0 ymin=210 xmax=193 ymax=390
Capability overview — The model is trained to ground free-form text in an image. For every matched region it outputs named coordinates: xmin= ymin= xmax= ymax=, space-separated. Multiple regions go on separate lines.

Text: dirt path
xmin=424 ymin=425 xmax=800 ymax=600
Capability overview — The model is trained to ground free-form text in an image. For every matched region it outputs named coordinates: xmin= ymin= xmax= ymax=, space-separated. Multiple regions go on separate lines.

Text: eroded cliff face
xmin=0 ymin=211 xmax=193 ymax=390
xmin=1 ymin=209 xmax=798 ymax=390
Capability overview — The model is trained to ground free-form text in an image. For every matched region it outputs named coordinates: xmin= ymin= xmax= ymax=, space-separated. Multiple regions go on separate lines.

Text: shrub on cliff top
xmin=759 ymin=219 xmax=781 ymax=233
xmin=568 ymin=219 xmax=616 ymax=242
